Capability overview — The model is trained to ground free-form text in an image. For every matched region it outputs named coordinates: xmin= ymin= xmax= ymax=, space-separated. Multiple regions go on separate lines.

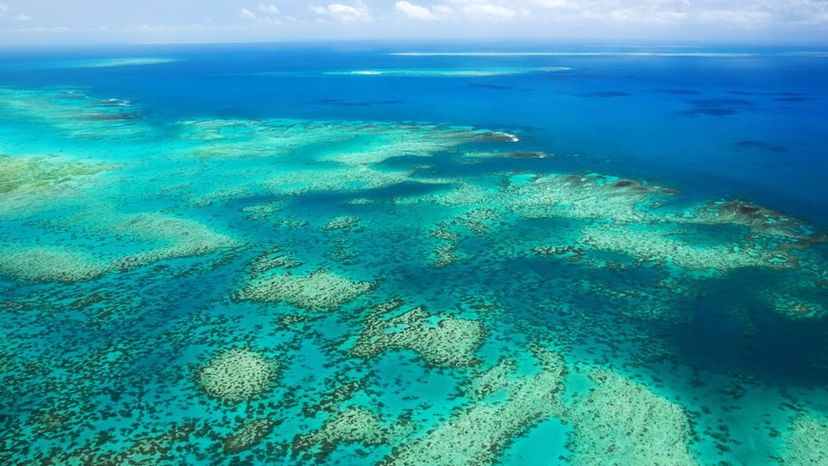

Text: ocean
xmin=0 ymin=42 xmax=827 ymax=464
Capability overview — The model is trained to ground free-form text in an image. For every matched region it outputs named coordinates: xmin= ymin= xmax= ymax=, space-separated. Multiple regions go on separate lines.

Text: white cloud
xmin=240 ymin=3 xmax=282 ymax=25
xmin=311 ymin=2 xmax=372 ymax=23
xmin=3 ymin=0 xmax=828 ymax=43
xmin=563 ymin=1 xmax=788 ymax=26
xmin=532 ymin=0 xmax=569 ymax=7
xmin=0 ymin=3 xmax=32 ymax=22
xmin=240 ymin=8 xmax=257 ymax=20
xmin=696 ymin=8 xmax=774 ymax=26
xmin=601 ymin=5 xmax=688 ymax=24
xmin=464 ymin=4 xmax=521 ymax=19
xmin=138 ymin=24 xmax=205 ymax=31
xmin=9 ymin=25 xmax=71 ymax=33
xmin=258 ymin=4 xmax=280 ymax=15
xmin=448 ymin=1 xmax=525 ymax=21
xmin=395 ymin=1 xmax=438 ymax=21
xmin=381 ymin=0 xmax=828 ymax=27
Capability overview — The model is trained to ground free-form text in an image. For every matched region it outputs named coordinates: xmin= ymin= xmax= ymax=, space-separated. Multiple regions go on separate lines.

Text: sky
xmin=1 ymin=1 xmax=827 ymax=46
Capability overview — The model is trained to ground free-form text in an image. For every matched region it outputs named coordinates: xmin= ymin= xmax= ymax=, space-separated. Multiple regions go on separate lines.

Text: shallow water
xmin=0 ymin=43 xmax=827 ymax=465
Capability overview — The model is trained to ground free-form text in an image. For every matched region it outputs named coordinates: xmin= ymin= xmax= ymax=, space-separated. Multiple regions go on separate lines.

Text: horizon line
xmin=1 ymin=37 xmax=828 ymax=51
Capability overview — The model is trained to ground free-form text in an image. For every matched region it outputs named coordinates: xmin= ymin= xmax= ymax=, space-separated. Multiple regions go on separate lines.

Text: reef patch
xmin=352 ymin=305 xmax=486 ymax=367
xmin=567 ymin=368 xmax=696 ymax=465
xmin=197 ymin=348 xmax=278 ymax=403
xmin=236 ymin=270 xmax=376 ymax=310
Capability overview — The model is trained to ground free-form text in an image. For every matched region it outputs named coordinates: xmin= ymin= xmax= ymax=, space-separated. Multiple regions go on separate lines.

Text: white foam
xmin=322 ymin=67 xmax=570 ymax=77
xmin=62 ymin=57 xmax=180 ymax=69
xmin=389 ymin=52 xmax=757 ymax=58
xmin=786 ymin=51 xmax=828 ymax=58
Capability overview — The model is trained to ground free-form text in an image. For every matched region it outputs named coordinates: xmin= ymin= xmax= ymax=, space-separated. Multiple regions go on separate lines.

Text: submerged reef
xmin=404 ymin=169 xmax=823 ymax=277
xmin=236 ymin=269 xmax=376 ymax=310
xmin=0 ymin=154 xmax=112 ymax=216
xmin=780 ymin=413 xmax=828 ymax=465
xmin=51 ymin=422 xmax=197 ymax=465
xmin=567 ymin=368 xmax=696 ymax=465
xmin=683 ymin=200 xmax=827 ymax=247
xmin=325 ymin=216 xmax=361 ymax=231
xmin=594 ymin=280 xmax=696 ymax=323
xmin=249 ymin=247 xmax=303 ymax=274
xmin=382 ymin=346 xmax=566 ymax=465
xmin=294 ymin=408 xmax=388 ymax=461
xmin=266 ymin=165 xmax=415 ymax=196
xmin=0 ymin=212 xmax=238 ymax=283
xmin=198 ymin=348 xmax=278 ymax=403
xmin=0 ymin=155 xmax=108 ymax=196
xmin=579 ymin=223 xmax=788 ymax=272
xmin=763 ymin=291 xmax=827 ymax=320
xmin=352 ymin=305 xmax=485 ymax=367
xmin=223 ymin=419 xmax=278 ymax=454
xmin=109 ymin=213 xmax=240 ymax=270
xmin=0 ymin=247 xmax=110 ymax=282
xmin=499 ymin=173 xmax=672 ymax=222
xmin=175 ymin=117 xmax=514 ymax=165
xmin=0 ymin=87 xmax=150 ymax=138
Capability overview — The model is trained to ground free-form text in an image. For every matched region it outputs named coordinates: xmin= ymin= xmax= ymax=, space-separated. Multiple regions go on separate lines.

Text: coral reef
xmin=580 ymin=223 xmax=788 ymax=272
xmin=51 ymin=422 xmax=196 ymax=465
xmin=683 ymin=200 xmax=827 ymax=246
xmin=431 ymin=243 xmax=465 ymax=268
xmin=236 ymin=270 xmax=376 ymax=310
xmin=265 ymin=165 xmax=414 ymax=196
xmin=454 ymin=207 xmax=501 ymax=235
xmin=348 ymin=197 xmax=375 ymax=205
xmin=109 ymin=213 xmax=239 ymax=271
xmin=382 ymin=346 xmax=566 ymax=465
xmin=0 ymin=211 xmax=239 ymax=283
xmin=314 ymin=125 xmax=474 ymax=165
xmin=567 ymin=368 xmax=696 ymax=465
xmin=0 ymin=155 xmax=108 ymax=196
xmin=352 ymin=306 xmax=485 ymax=367
xmin=0 ymin=155 xmax=112 ymax=217
xmin=532 ymin=244 xmax=584 ymax=260
xmin=0 ymin=247 xmax=110 ymax=282
xmin=426 ymin=207 xmax=504 ymax=268
xmin=464 ymin=150 xmax=551 ymax=159
xmin=780 ymin=413 xmax=828 ymax=465
xmin=763 ymin=291 xmax=827 ymax=320
xmin=190 ymin=186 xmax=250 ymax=208
xmin=223 ymin=419 xmax=278 ymax=454
xmin=197 ymin=348 xmax=277 ymax=403
xmin=0 ymin=87 xmax=150 ymax=138
xmin=499 ymin=173 xmax=671 ymax=223
xmin=324 ymin=216 xmax=361 ymax=231
xmin=241 ymin=200 xmax=284 ymax=221
xmin=597 ymin=282 xmax=696 ymax=323
xmin=294 ymin=407 xmax=387 ymax=455
xmin=249 ymin=247 xmax=303 ymax=274
xmin=174 ymin=117 xmax=503 ymax=166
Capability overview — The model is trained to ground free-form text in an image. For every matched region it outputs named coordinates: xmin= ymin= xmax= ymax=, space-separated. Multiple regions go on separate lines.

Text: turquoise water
xmin=1 ymin=44 xmax=827 ymax=464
